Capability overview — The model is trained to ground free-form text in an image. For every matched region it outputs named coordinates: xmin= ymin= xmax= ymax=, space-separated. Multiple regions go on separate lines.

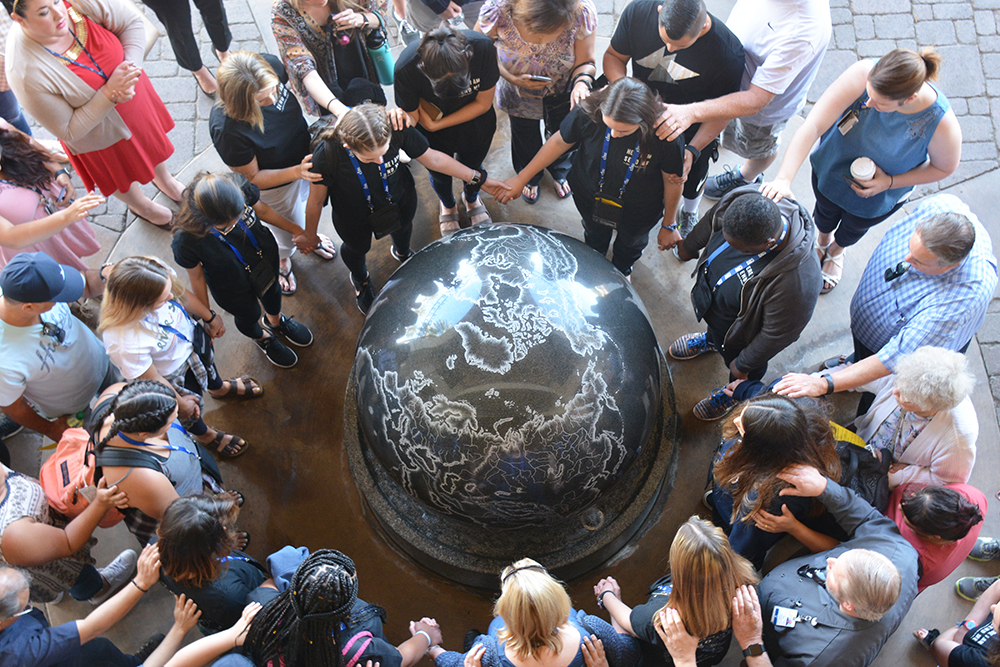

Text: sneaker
xmin=390 ymin=245 xmax=413 ymax=262
xmin=693 ymin=388 xmax=738 ymax=421
xmin=704 ymin=165 xmax=763 ymax=200
xmin=668 ymin=332 xmax=717 ymax=360
xmin=676 ymin=209 xmax=698 ymax=238
xmin=352 ymin=274 xmax=376 ymax=315
xmin=261 ymin=314 xmax=313 ymax=347
xmin=956 ymin=576 xmax=998 ymax=601
xmin=0 ymin=414 xmax=22 ymax=439
xmin=969 ymin=537 xmax=1000 ymax=561
xmin=89 ymin=549 xmax=137 ymax=605
xmin=702 ymin=489 xmax=714 ymax=511
xmin=133 ymin=633 xmax=166 ymax=662
xmin=396 ymin=17 xmax=420 ymax=45
xmin=255 ymin=334 xmax=298 ymax=368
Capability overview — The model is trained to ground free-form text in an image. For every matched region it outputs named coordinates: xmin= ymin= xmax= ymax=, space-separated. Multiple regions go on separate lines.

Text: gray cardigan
xmin=5 ymin=0 xmax=146 ymax=153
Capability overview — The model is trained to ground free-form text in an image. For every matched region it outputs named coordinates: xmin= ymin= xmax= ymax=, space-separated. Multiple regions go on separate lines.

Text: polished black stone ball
xmin=353 ymin=225 xmax=663 ymax=531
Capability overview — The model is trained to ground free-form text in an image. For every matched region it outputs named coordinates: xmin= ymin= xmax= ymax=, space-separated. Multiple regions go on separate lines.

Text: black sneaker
xmin=0 ymin=414 xmax=22 ymax=439
xmin=261 ymin=314 xmax=313 ymax=347
xmin=352 ymin=274 xmax=376 ymax=315
xmin=133 ymin=633 xmax=166 ymax=662
xmin=255 ymin=334 xmax=298 ymax=368
xmin=390 ymin=245 xmax=413 ymax=262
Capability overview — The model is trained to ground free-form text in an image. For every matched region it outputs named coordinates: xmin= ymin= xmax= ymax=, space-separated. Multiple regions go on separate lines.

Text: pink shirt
xmin=886 ymin=483 xmax=987 ymax=593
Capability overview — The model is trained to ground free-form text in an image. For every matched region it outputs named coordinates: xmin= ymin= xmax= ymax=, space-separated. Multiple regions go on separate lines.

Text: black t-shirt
xmin=159 ymin=551 xmax=267 ymax=631
xmin=697 ymin=231 xmax=778 ymax=336
xmin=309 ymin=127 xmax=429 ymax=225
xmin=209 ymin=54 xmax=311 ymax=182
xmin=560 ymin=105 xmax=684 ymax=226
xmin=610 ymin=2 xmax=744 ymax=111
xmin=949 ymin=616 xmax=998 ymax=667
xmin=172 ymin=181 xmax=281 ymax=308
xmin=631 ymin=591 xmax=733 ymax=667
xmin=393 ymin=30 xmax=499 ymax=140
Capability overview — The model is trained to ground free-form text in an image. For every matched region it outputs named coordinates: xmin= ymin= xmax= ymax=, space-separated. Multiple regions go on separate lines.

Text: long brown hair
xmin=157 ymin=494 xmax=241 ymax=587
xmin=581 ymin=77 xmax=663 ymax=155
xmin=98 ymin=256 xmax=187 ymax=333
xmin=656 ymin=517 xmax=758 ymax=638
xmin=713 ymin=395 xmax=840 ymax=520
xmin=0 ymin=129 xmax=56 ymax=190
xmin=868 ymin=48 xmax=942 ymax=101
xmin=216 ymin=51 xmax=280 ymax=132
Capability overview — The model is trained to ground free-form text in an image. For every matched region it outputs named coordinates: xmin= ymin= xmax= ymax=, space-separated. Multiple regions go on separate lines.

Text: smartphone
xmin=528 ymin=75 xmax=552 ymax=82
xmin=843 ymin=174 xmax=862 ymax=188
xmin=421 ymin=100 xmax=444 ymax=122
xmin=57 ymin=186 xmax=67 ymax=203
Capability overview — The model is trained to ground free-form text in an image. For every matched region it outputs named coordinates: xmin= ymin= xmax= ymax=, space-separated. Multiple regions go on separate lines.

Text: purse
xmin=368 ymin=203 xmax=402 ymax=239
xmin=209 ymin=208 xmax=278 ymax=299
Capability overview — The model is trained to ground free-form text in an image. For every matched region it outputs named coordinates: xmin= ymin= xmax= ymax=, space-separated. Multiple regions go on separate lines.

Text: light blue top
xmin=810 ymin=84 xmax=950 ymax=218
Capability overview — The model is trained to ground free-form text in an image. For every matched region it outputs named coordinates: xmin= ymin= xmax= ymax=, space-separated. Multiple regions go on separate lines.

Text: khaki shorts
xmin=721 ymin=117 xmax=788 ymax=160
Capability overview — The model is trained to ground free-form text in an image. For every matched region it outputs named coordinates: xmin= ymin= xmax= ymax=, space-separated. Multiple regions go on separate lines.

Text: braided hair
xmin=245 ymin=549 xmax=386 ymax=667
xmin=89 ymin=380 xmax=178 ymax=452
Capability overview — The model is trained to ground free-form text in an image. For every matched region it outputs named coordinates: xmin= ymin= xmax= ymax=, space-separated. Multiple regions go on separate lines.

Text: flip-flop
xmin=521 ymin=185 xmax=539 ymax=204
xmin=440 ymin=212 xmax=461 ymax=235
xmin=313 ymin=234 xmax=337 ymax=260
xmin=235 ymin=531 xmax=250 ymax=551
xmin=227 ymin=490 xmax=245 ymax=507
xmin=278 ymin=267 xmax=296 ymax=296
xmin=554 ymin=180 xmax=572 ymax=199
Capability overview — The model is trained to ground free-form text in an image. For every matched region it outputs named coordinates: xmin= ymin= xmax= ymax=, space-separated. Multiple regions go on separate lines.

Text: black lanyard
xmin=44 ymin=28 xmax=110 ymax=82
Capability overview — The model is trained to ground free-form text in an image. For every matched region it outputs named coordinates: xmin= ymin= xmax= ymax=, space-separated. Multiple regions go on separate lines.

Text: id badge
xmin=690 ymin=272 xmax=713 ymax=321
xmin=593 ymin=195 xmax=623 ymax=229
xmin=368 ymin=203 xmax=402 ymax=239
xmin=837 ymin=110 xmax=859 ymax=135
xmin=248 ymin=259 xmax=277 ymax=298
xmin=771 ymin=605 xmax=798 ymax=628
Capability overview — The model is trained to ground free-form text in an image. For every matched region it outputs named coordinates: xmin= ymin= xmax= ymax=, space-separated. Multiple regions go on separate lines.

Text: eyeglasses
xmin=41 ymin=322 xmax=66 ymax=344
xmin=11 ymin=604 xmax=33 ymax=618
xmin=884 ymin=261 xmax=910 ymax=282
xmin=797 ymin=564 xmax=827 ymax=588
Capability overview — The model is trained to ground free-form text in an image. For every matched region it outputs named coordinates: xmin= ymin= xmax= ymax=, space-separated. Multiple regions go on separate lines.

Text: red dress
xmin=59 ymin=5 xmax=174 ymax=195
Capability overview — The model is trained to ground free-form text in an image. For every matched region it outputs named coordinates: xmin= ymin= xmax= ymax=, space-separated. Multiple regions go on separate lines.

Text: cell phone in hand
xmin=421 ymin=100 xmax=444 ymax=122
xmin=528 ymin=75 xmax=552 ymax=82
xmin=843 ymin=174 xmax=862 ymax=188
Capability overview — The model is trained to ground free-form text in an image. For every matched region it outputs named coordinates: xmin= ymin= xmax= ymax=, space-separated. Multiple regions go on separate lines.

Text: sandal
xmin=439 ymin=211 xmax=461 ymax=235
xmin=554 ymin=179 xmax=572 ymax=199
xmin=815 ymin=239 xmax=828 ymax=264
xmin=227 ymin=490 xmax=245 ymax=507
xmin=313 ymin=234 xmax=337 ymax=260
xmin=521 ymin=184 xmax=539 ymax=204
xmin=235 ymin=531 xmax=250 ymax=551
xmin=820 ymin=250 xmax=845 ymax=295
xmin=463 ymin=193 xmax=492 ymax=226
xmin=913 ymin=628 xmax=940 ymax=649
xmin=209 ymin=430 xmax=249 ymax=459
xmin=278 ymin=267 xmax=296 ymax=296
xmin=213 ymin=375 xmax=263 ymax=400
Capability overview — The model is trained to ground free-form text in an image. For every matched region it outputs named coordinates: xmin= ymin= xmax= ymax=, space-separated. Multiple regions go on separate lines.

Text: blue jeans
xmin=69 ymin=564 xmax=103 ymax=601
xmin=0 ymin=89 xmax=31 ymax=135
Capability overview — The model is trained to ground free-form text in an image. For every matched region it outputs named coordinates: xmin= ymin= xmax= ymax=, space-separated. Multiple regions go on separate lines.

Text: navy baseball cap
xmin=0 ymin=252 xmax=85 ymax=303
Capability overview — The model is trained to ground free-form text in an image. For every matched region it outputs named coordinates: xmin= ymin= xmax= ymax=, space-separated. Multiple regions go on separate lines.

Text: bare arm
xmin=658 ymin=85 xmax=775 ymax=142
xmin=252 ymin=199 xmax=304 ymax=237
xmin=302 ymin=70 xmax=351 ymax=118
xmin=1 ymin=397 xmax=70 ymax=442
xmin=774 ymin=355 xmax=890 ymax=398
xmin=420 ymin=88 xmax=496 ymax=132
xmin=602 ymin=45 xmax=629 ymax=83
xmin=75 ymin=543 xmax=160 ymax=644
xmin=593 ymin=577 xmax=636 ymax=636
xmin=889 ymin=110 xmax=962 ymax=189
xmin=497 ymin=131 xmax=576 ymax=203
xmin=104 ymin=466 xmax=179 ymax=521
xmin=229 ymin=155 xmax=323 ymax=191
xmin=184 ymin=266 xmax=211 ymax=321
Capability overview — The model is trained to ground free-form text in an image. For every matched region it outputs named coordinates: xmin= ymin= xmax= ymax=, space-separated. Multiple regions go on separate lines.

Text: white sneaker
xmin=89 ymin=549 xmax=138 ymax=605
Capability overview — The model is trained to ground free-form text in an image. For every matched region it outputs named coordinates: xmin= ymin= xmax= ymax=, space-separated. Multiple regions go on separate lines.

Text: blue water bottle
xmin=366 ymin=13 xmax=395 ymax=86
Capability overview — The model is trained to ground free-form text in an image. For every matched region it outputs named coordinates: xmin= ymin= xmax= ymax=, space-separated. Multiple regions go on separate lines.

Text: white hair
xmin=893 ymin=346 xmax=974 ymax=413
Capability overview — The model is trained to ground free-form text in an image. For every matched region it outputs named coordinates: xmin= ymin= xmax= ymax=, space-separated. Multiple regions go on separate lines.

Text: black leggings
xmin=222 ymin=281 xmax=283 ymax=340
xmin=183 ymin=366 xmax=222 ymax=437
xmin=143 ymin=0 xmax=231 ymax=72
xmin=334 ymin=212 xmax=414 ymax=282
xmin=509 ymin=115 xmax=572 ymax=188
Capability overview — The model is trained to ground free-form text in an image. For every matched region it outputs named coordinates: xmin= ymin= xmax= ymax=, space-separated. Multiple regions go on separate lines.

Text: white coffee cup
xmin=851 ymin=157 xmax=876 ymax=181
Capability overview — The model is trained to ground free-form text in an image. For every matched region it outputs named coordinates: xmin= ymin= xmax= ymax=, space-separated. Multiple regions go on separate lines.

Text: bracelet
xmin=569 ymin=61 xmax=596 ymax=75
xmin=661 ymin=223 xmax=679 ymax=232
xmin=54 ymin=168 xmax=71 ymax=180
xmin=205 ymin=310 xmax=218 ymax=324
xmin=889 ymin=174 xmax=894 ymax=188
xmin=571 ymin=73 xmax=594 ymax=91
xmin=130 ymin=579 xmax=148 ymax=593
xmin=684 ymin=144 xmax=701 ymax=162
xmin=99 ymin=262 xmax=115 ymax=283
xmin=824 ymin=374 xmax=835 ymax=395
xmin=414 ymin=630 xmax=432 ymax=653
xmin=597 ymin=590 xmax=617 ymax=609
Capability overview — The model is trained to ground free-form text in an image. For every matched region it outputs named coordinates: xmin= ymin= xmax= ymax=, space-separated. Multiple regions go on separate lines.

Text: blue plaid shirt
xmin=850 ymin=194 xmax=997 ymax=371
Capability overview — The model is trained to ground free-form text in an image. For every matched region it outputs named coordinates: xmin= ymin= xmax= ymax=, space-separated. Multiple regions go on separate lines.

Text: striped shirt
xmin=850 ymin=194 xmax=997 ymax=371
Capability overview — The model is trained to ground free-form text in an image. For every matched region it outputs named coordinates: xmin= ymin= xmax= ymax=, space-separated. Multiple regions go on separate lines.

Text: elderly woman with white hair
xmin=853 ymin=345 xmax=977 ymax=489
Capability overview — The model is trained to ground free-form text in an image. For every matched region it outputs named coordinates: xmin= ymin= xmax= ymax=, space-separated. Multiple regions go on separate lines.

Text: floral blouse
xmin=270 ymin=0 xmax=380 ymax=116
xmin=477 ymin=0 xmax=596 ymax=119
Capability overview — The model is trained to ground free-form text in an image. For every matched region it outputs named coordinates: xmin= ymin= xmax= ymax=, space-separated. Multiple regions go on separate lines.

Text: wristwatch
xmin=958 ymin=619 xmax=977 ymax=631
xmin=684 ymin=144 xmax=701 ymax=161
xmin=469 ymin=167 xmax=487 ymax=187
xmin=742 ymin=644 xmax=766 ymax=658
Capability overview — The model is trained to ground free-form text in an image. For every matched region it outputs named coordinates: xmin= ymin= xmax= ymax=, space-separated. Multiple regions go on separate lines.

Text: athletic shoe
xmin=702 ymin=490 xmax=714 ymax=511
xmin=352 ymin=274 xmax=376 ymax=315
xmin=0 ymin=414 xmax=23 ymax=439
xmin=255 ymin=335 xmax=298 ymax=368
xmin=692 ymin=388 xmax=737 ymax=421
xmin=261 ymin=314 xmax=313 ymax=347
xmin=668 ymin=332 xmax=717 ymax=360
xmin=704 ymin=166 xmax=763 ymax=200
xmin=89 ymin=549 xmax=137 ymax=605
xmin=395 ymin=14 xmax=420 ymax=46
xmin=956 ymin=576 xmax=999 ymax=601
xmin=676 ymin=209 xmax=698 ymax=238
xmin=969 ymin=537 xmax=1000 ymax=561
xmin=390 ymin=245 xmax=413 ymax=262
xmin=133 ymin=634 xmax=166 ymax=662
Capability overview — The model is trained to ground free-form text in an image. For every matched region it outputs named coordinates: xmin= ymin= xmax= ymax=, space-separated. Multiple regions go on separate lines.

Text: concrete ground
xmin=7 ymin=0 xmax=1000 ymax=664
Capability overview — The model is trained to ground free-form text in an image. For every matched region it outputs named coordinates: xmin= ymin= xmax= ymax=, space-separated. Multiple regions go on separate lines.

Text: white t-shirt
xmin=726 ymin=0 xmax=831 ymax=127
xmin=0 ymin=302 xmax=111 ymax=418
xmin=102 ymin=301 xmax=194 ymax=380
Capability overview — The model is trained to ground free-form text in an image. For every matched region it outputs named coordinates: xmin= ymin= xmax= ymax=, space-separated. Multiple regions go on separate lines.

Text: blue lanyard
xmin=704 ymin=219 xmax=789 ymax=291
xmin=116 ymin=423 xmax=197 ymax=457
xmin=209 ymin=209 xmax=262 ymax=266
xmin=220 ymin=555 xmax=255 ymax=564
xmin=598 ymin=128 xmax=642 ymax=200
xmin=44 ymin=30 xmax=110 ymax=82
xmin=346 ymin=148 xmax=392 ymax=212
xmin=153 ymin=300 xmax=195 ymax=344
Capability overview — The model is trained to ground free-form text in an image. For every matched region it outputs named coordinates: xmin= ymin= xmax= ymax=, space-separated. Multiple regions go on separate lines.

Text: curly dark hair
xmin=0 ymin=128 xmax=57 ymax=190
xmin=90 ymin=380 xmax=178 ymax=452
